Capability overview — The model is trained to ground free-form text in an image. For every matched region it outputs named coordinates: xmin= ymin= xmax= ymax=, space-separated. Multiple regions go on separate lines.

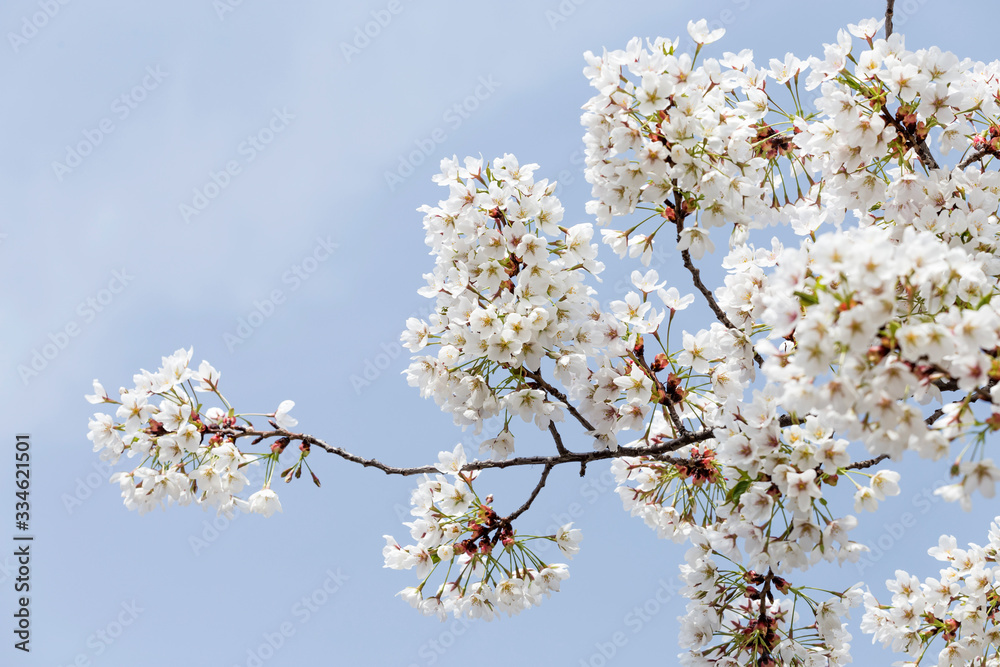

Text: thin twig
xmin=958 ymin=146 xmax=990 ymax=170
xmin=213 ymin=414 xmax=796 ymax=478
xmin=664 ymin=400 xmax=688 ymax=438
xmin=844 ymin=453 xmax=890 ymax=471
xmin=885 ymin=0 xmax=895 ymax=39
xmin=879 ymin=107 xmax=940 ymax=170
xmin=504 ymin=464 xmax=554 ymax=522
xmin=524 ymin=367 xmax=595 ymax=433
xmin=216 ymin=423 xmax=716 ymax=477
xmin=674 ymin=201 xmax=765 ymax=368
xmin=548 ymin=422 xmax=570 ymax=456
xmin=630 ymin=346 xmax=689 ymax=437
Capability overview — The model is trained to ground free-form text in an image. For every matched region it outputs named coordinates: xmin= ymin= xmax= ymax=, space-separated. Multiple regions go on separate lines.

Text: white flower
xmin=784 ymin=469 xmax=822 ymax=512
xmin=768 ymin=52 xmax=804 ymax=84
xmin=88 ymin=413 xmax=123 ymax=459
xmin=196 ymin=361 xmax=221 ymax=392
xmin=678 ymin=226 xmax=714 ymax=260
xmin=434 ymin=443 xmax=467 ymax=477
xmin=870 ymin=469 xmax=901 ymax=501
xmin=613 ymin=366 xmax=654 ymax=404
xmin=687 ymin=19 xmax=725 ymax=45
xmin=846 ymin=17 xmax=885 ymax=40
xmin=274 ymin=400 xmax=298 ymax=430
xmin=854 ymin=486 xmax=878 ymax=513
xmin=630 ymin=269 xmax=665 ymax=294
xmin=401 ymin=318 xmax=430 ymax=352
xmin=555 ymin=523 xmax=582 ymax=558
xmin=84 ymin=379 xmax=111 ymax=404
xmin=247 ymin=487 xmax=282 ymax=518
xmin=658 ymin=287 xmax=695 ymax=312
xmin=480 ymin=430 xmax=515 ymax=461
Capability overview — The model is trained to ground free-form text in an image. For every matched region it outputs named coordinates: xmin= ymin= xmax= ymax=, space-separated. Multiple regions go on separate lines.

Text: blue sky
xmin=3 ymin=0 xmax=999 ymax=665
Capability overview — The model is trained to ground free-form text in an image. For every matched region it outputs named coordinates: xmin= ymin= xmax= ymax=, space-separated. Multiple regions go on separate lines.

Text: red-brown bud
xmin=651 ymin=353 xmax=669 ymax=372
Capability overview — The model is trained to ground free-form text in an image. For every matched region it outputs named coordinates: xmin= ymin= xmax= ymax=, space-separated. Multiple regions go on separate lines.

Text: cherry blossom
xmin=88 ymin=11 xmax=1000 ymax=664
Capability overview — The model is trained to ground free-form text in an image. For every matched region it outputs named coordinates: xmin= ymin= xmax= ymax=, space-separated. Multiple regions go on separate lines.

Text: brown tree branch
xmin=213 ymin=415 xmax=797 ymax=478
xmin=630 ymin=345 xmax=689 ymax=437
xmin=523 ymin=367 xmax=595 ymax=433
xmin=844 ymin=453 xmax=890 ymax=471
xmin=885 ymin=0 xmax=895 ymax=39
xmin=673 ymin=199 xmax=765 ymax=368
xmin=879 ymin=107 xmax=940 ymax=171
xmin=503 ymin=463 xmax=554 ymax=523
xmin=958 ymin=146 xmax=990 ymax=170
xmin=664 ymin=398 xmax=688 ymax=438
xmin=548 ymin=422 xmax=570 ymax=456
xmin=215 ymin=423 xmax=719 ymax=477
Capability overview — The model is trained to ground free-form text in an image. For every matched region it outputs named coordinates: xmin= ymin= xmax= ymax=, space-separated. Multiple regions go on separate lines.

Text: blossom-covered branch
xmin=86 ymin=10 xmax=1000 ymax=662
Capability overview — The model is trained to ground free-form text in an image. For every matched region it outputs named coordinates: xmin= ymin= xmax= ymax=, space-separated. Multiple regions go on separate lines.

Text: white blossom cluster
xmin=862 ymin=517 xmax=1000 ymax=666
xmin=762 ymin=223 xmax=1000 ymax=472
xmin=580 ymin=21 xmax=772 ymax=242
xmin=91 ymin=14 xmax=1000 ymax=665
xmin=675 ymin=530 xmax=863 ymax=667
xmin=86 ymin=347 xmax=302 ymax=517
xmin=401 ymin=154 xmax=605 ymax=457
xmin=401 ymin=154 xmax=703 ymax=455
xmin=572 ymin=15 xmax=1000 ymax=665
xmin=383 ymin=445 xmax=577 ymax=620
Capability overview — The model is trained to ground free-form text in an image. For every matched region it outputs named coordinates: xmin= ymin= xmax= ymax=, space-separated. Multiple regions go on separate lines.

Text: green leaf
xmin=794 ymin=290 xmax=819 ymax=307
xmin=727 ymin=479 xmax=752 ymax=506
